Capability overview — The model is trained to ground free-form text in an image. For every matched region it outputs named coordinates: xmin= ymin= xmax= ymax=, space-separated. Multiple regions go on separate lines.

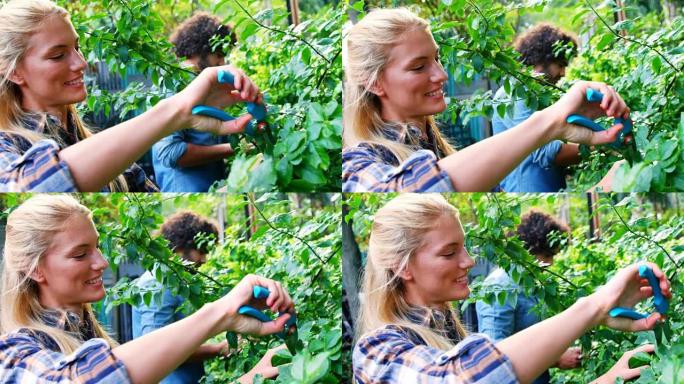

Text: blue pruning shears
xmin=609 ymin=265 xmax=669 ymax=320
xmin=566 ymin=88 xmax=633 ymax=149
xmin=191 ymin=70 xmax=267 ymax=137
xmin=229 ymin=286 xmax=300 ymax=355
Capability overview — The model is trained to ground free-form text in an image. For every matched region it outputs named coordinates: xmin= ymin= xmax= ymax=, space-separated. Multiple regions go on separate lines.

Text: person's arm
xmin=177 ymin=143 xmax=233 ymax=168
xmin=113 ymin=274 xmax=294 ymax=384
xmin=57 ymin=66 xmax=259 ymax=191
xmin=495 ymin=263 xmax=670 ymax=384
xmin=552 ymin=144 xmax=581 ymax=167
xmin=185 ymin=342 xmax=228 ymax=363
xmin=437 ymin=81 xmax=629 ymax=191
xmin=236 ymin=345 xmax=286 ymax=383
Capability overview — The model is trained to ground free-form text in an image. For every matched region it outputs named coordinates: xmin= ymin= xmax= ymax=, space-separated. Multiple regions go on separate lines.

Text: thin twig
xmin=232 ymin=0 xmax=331 ymax=64
xmin=609 ymin=200 xmax=680 ymax=270
xmin=583 ymin=0 xmax=679 ymax=72
xmin=247 ymin=194 xmax=325 ymax=264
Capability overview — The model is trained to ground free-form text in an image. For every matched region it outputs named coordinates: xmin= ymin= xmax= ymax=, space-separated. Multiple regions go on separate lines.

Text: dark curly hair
xmin=516 ymin=210 xmax=570 ymax=258
xmin=170 ymin=12 xmax=236 ymax=68
xmin=160 ymin=211 xmax=219 ymax=255
xmin=514 ymin=23 xmax=578 ymax=67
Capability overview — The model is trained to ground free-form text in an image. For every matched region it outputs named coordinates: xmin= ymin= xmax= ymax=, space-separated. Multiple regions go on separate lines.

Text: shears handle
xmin=639 ymin=265 xmax=668 ymax=314
xmin=610 ymin=265 xmax=669 ymax=320
xmin=237 ymin=286 xmax=296 ymax=339
xmin=566 ymin=88 xmax=633 ymax=148
xmin=217 ymin=71 xmax=267 ymax=121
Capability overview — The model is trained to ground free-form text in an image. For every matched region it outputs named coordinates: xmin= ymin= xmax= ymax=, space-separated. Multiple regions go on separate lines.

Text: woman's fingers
xmin=631 ymin=312 xmax=663 ymax=332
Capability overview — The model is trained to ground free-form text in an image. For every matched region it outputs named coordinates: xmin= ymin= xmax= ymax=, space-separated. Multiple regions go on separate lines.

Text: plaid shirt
xmin=342 ymin=125 xmax=456 ymax=192
xmin=0 ymin=113 xmax=157 ymax=192
xmin=353 ymin=307 xmax=519 ymax=384
xmin=0 ymin=310 xmax=131 ymax=383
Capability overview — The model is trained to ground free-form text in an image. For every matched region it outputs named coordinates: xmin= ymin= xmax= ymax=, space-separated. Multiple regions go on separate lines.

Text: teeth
xmin=65 ymin=79 xmax=83 ymax=86
xmin=85 ymin=277 xmax=102 ymax=284
xmin=425 ymin=90 xmax=443 ymax=97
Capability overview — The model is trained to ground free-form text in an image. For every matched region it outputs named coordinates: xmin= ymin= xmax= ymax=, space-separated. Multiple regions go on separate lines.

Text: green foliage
xmin=345 ymin=193 xmax=684 ymax=383
xmin=60 ymin=0 xmax=341 ymax=192
xmin=62 ymin=193 xmax=343 ymax=383
xmin=214 ymin=2 xmax=343 ymax=192
xmin=375 ymin=0 xmax=684 ymax=190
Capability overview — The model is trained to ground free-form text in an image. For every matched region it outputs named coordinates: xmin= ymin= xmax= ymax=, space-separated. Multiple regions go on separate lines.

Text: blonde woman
xmin=342 ymin=8 xmax=627 ymax=192
xmin=0 ymin=0 xmax=261 ymax=192
xmin=0 ymin=195 xmax=295 ymax=383
xmin=354 ymin=194 xmax=669 ymax=383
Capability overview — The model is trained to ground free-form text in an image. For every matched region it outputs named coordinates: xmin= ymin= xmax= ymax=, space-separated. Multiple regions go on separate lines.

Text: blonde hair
xmin=357 ymin=194 xmax=467 ymax=350
xmin=343 ymin=8 xmax=455 ymax=163
xmin=0 ymin=0 xmax=126 ymax=191
xmin=0 ymin=194 xmax=117 ymax=353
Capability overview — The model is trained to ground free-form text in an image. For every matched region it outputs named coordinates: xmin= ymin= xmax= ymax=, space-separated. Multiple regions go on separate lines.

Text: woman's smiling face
xmin=11 ymin=13 xmax=87 ymax=114
xmin=374 ymin=28 xmax=448 ymax=126
xmin=32 ymin=213 xmax=108 ymax=314
xmin=401 ymin=213 xmax=475 ymax=308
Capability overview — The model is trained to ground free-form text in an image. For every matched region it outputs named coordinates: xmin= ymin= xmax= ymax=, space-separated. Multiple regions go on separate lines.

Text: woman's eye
xmin=441 ymin=251 xmax=455 ymax=257
xmin=411 ymin=65 xmax=424 ymax=71
xmin=73 ymin=254 xmax=86 ymax=259
xmin=49 ymin=54 xmax=64 ymax=60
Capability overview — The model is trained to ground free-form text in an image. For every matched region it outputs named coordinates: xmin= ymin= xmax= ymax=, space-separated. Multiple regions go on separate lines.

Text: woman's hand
xmin=214 ymin=274 xmax=295 ymax=336
xmin=546 ymin=81 xmax=629 ymax=145
xmin=592 ymin=344 xmax=655 ymax=384
xmin=590 ymin=263 xmax=671 ymax=331
xmin=172 ymin=65 xmax=264 ymax=135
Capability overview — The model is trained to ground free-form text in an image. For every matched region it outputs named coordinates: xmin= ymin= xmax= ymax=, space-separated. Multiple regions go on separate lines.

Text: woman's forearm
xmin=495 ymin=296 xmax=601 ymax=384
xmin=112 ymin=301 xmax=224 ymax=384
xmin=437 ymin=108 xmax=561 ymax=191
xmin=58 ymin=97 xmax=187 ymax=191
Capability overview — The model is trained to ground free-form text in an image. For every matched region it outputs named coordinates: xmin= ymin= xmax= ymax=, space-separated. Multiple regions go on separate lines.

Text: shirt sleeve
xmin=353 ymin=328 xmax=518 ymax=384
xmin=0 ymin=138 xmax=78 ymax=192
xmin=530 ymin=140 xmax=563 ymax=169
xmin=476 ymin=297 xmax=516 ymax=342
xmin=152 ymin=131 xmax=188 ymax=169
xmin=136 ymin=286 xmax=180 ymax=336
xmin=0 ymin=333 xmax=131 ymax=383
xmin=342 ymin=146 xmax=456 ymax=192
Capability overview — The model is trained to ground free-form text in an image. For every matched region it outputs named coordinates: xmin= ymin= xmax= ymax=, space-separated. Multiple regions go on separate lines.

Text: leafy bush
xmin=39 ymin=193 xmax=346 ymax=383
xmin=344 ymin=193 xmax=684 ymax=383
xmin=359 ymin=0 xmax=684 ymax=191
xmin=61 ymin=0 xmax=342 ymax=192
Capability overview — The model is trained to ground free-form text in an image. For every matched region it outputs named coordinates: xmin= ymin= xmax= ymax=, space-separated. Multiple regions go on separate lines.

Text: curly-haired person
xmin=152 ymin=13 xmax=241 ymax=192
xmin=491 ymin=24 xmax=620 ymax=192
xmin=132 ymin=211 xmax=284 ymax=384
xmin=476 ymin=210 xmax=576 ymax=384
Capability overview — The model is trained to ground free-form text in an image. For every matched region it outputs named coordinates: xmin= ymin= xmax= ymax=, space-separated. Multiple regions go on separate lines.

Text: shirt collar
xmin=404 ymin=305 xmax=463 ymax=344
xmin=21 ymin=112 xmax=79 ymax=147
xmin=38 ymin=308 xmax=97 ymax=342
xmin=377 ymin=122 xmax=444 ymax=159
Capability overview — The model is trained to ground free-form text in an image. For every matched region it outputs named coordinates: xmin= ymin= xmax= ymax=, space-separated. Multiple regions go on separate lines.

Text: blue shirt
xmin=476 ymin=268 xmax=550 ymax=384
xmin=492 ymin=87 xmax=565 ymax=192
xmin=152 ymin=129 xmax=228 ymax=192
xmin=132 ymin=272 xmax=204 ymax=384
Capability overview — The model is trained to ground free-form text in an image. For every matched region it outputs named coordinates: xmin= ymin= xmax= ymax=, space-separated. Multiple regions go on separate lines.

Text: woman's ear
xmin=368 ymin=79 xmax=386 ymax=97
xmin=397 ymin=267 xmax=413 ymax=282
xmin=30 ymin=268 xmax=46 ymax=283
xmin=8 ymin=69 xmax=26 ymax=86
